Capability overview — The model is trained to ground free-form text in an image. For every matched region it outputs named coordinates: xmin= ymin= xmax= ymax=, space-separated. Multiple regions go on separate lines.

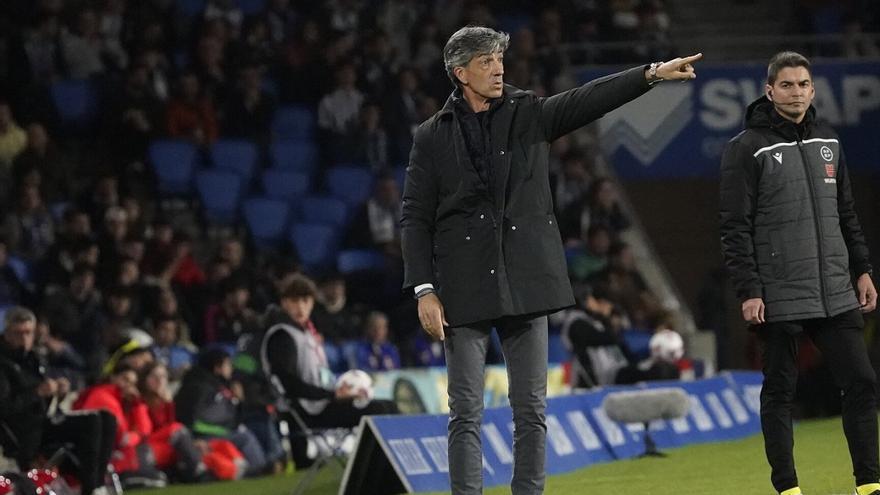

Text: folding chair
xmin=278 ymin=405 xmax=353 ymax=495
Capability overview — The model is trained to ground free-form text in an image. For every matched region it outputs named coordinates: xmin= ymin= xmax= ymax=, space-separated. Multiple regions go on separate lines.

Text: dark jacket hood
xmin=745 ymin=96 xmax=816 ymax=137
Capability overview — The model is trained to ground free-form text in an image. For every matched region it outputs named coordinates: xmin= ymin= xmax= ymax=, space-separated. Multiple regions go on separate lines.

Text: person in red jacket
xmin=139 ymin=362 xmax=246 ymax=481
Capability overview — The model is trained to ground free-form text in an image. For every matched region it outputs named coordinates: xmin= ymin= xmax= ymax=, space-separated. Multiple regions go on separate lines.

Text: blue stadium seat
xmin=210 ymin=139 xmax=258 ymax=183
xmin=271 ymin=140 xmax=318 ymax=174
xmin=237 ymin=0 xmax=267 ymax=15
xmin=300 ymin=195 xmax=348 ymax=227
xmin=50 ymin=79 xmax=98 ymax=127
xmin=289 ymin=223 xmax=339 ymax=271
xmin=195 ymin=170 xmax=243 ymax=224
xmin=337 ymin=249 xmax=385 ymax=274
xmin=149 ymin=140 xmax=198 ymax=195
xmin=261 ymin=169 xmax=311 ymax=206
xmin=243 ymin=197 xmax=290 ymax=246
xmin=176 ymin=0 xmax=206 ymax=17
xmin=272 ymin=106 xmax=316 ymax=141
xmin=325 ymin=166 xmax=373 ymax=207
xmin=622 ymin=329 xmax=654 ymax=361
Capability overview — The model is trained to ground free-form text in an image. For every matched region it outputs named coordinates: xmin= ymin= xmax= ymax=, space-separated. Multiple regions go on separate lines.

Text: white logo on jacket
xmin=772 ymin=152 xmax=782 ymax=164
xmin=820 ymin=145 xmax=834 ymax=161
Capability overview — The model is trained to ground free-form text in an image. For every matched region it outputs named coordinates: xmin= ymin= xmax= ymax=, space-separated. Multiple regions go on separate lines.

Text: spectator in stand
xmin=143 ymin=223 xmax=206 ymax=290
xmin=383 ymin=66 xmax=423 ymax=165
xmin=355 ymin=311 xmax=401 ymax=371
xmin=82 ymin=175 xmax=121 ymax=229
xmin=12 ymin=123 xmax=73 ymax=204
xmin=561 ymin=177 xmax=630 ymax=242
xmin=0 ymin=307 xmax=117 ymax=495
xmin=166 ymin=71 xmax=219 ymax=146
xmin=318 ymin=63 xmax=364 ymax=159
xmin=202 ymin=276 xmax=260 ymax=347
xmin=311 ymin=273 xmax=365 ymax=344
xmin=193 ymin=33 xmax=230 ymax=104
xmin=104 ymin=64 xmax=163 ymax=169
xmin=204 ymin=0 xmax=244 ymax=38
xmin=218 ymin=237 xmax=254 ymax=287
xmin=39 ymin=215 xmax=97 ymax=291
xmin=551 ymin=150 xmax=594 ymax=215
xmin=2 ymin=184 xmax=55 ymax=263
xmin=360 ymin=31 xmax=396 ymax=98
xmin=222 ymin=64 xmax=276 ymax=144
xmin=347 ymin=173 xmax=401 ymax=257
xmin=33 ymin=314 xmax=87 ymax=391
xmin=0 ymin=101 xmax=27 ymax=206
xmin=0 ymin=238 xmax=28 ymax=306
xmin=21 ymin=14 xmax=64 ymax=87
xmin=97 ymin=285 xmax=138 ymax=352
xmin=61 ymin=9 xmax=126 ymax=78
xmin=150 ymin=316 xmax=195 ymax=382
xmin=175 ymin=348 xmax=269 ymax=476
xmin=139 ymin=362 xmax=248 ymax=481
xmin=591 ymin=242 xmax=662 ymax=329
xmin=145 ymin=287 xmax=198 ymax=349
xmin=352 ymin=102 xmax=389 ymax=172
xmin=569 ymin=224 xmax=612 ymax=283
xmin=265 ymin=0 xmax=296 ymax=44
xmin=97 ymin=205 xmax=128 ymax=284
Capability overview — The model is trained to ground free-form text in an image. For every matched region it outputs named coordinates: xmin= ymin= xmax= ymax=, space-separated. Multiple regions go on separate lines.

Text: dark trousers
xmin=444 ymin=315 xmax=548 ymax=495
xmin=759 ymin=309 xmax=879 ymax=492
xmin=43 ymin=410 xmax=117 ymax=494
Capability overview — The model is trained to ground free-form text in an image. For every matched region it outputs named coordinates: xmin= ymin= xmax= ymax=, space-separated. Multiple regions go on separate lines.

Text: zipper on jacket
xmin=797 ymin=140 xmax=829 ymax=315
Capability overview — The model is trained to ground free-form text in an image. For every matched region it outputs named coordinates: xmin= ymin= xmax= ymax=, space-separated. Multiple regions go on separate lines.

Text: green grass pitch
xmin=139 ymin=415 xmax=865 ymax=495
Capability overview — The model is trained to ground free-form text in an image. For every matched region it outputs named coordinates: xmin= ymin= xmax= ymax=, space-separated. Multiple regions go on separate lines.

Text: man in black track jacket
xmin=719 ymin=51 xmax=878 ymax=495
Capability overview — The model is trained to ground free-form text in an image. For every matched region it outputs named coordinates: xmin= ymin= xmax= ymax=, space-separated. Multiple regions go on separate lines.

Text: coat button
xmin=511 ymin=225 xmax=516 ymax=230
xmin=465 ymin=236 xmax=470 ymax=241
xmin=490 ymin=269 xmax=495 ymax=274
xmin=499 ymin=150 xmax=505 ymax=155
xmin=509 ymin=99 xmax=514 ymax=104
xmin=549 ymin=220 xmax=553 ymax=224
xmin=480 ymin=214 xmax=485 ymax=219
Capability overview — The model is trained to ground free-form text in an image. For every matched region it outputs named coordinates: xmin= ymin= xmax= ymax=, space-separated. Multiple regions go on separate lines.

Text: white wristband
xmin=414 ymin=283 xmax=434 ymax=295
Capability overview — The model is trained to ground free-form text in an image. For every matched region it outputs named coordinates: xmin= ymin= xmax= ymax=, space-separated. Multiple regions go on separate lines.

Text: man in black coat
xmin=400 ymin=25 xmax=701 ymax=494
xmin=719 ymin=51 xmax=878 ymax=495
xmin=0 ymin=306 xmax=115 ymax=495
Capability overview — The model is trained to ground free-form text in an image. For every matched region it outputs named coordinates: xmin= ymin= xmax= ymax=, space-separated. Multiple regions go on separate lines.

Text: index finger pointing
xmin=680 ymin=53 xmax=703 ymax=65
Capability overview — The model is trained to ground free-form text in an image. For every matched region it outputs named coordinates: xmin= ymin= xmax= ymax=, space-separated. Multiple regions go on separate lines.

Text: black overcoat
xmin=401 ymin=66 xmax=652 ymax=326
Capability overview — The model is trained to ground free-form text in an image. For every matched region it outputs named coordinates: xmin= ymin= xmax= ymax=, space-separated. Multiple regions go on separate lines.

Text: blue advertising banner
xmin=343 ymin=372 xmax=763 ymax=493
xmin=579 ymin=61 xmax=880 ymax=179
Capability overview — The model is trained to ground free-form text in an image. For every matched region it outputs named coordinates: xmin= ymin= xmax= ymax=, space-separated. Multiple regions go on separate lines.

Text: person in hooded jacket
xmin=719 ymin=51 xmax=878 ymax=495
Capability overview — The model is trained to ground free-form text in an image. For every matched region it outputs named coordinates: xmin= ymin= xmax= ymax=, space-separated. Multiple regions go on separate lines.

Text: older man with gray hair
xmin=401 ymin=25 xmax=701 ymax=494
xmin=0 ymin=306 xmax=116 ymax=495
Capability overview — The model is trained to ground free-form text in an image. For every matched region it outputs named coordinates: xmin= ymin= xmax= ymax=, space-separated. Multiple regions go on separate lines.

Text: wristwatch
xmin=647 ymin=61 xmax=664 ymax=85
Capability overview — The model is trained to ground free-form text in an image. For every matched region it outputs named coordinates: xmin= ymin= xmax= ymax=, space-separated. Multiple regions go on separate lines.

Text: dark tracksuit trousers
xmin=759 ymin=308 xmax=879 ymax=492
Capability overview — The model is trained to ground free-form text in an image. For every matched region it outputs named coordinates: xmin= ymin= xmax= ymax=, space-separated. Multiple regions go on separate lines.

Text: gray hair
xmin=4 ymin=306 xmax=36 ymax=331
xmin=443 ymin=26 xmax=510 ymax=86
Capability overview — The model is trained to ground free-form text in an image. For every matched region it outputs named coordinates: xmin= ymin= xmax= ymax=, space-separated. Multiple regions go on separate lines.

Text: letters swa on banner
xmin=579 ymin=61 xmax=880 ymax=179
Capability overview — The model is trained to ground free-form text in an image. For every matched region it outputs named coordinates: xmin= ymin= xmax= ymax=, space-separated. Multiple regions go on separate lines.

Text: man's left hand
xmin=655 ymin=53 xmax=703 ymax=81
xmin=857 ymin=272 xmax=877 ymax=313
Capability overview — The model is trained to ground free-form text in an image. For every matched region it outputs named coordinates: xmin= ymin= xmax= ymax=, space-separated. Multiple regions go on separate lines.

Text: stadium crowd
xmin=0 ymin=0 xmax=725 ymax=492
